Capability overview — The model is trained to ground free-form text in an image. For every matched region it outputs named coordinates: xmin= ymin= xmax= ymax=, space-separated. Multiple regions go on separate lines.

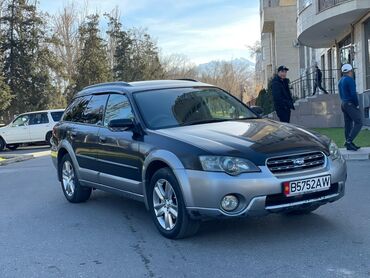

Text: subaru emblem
xmin=293 ymin=158 xmax=305 ymax=165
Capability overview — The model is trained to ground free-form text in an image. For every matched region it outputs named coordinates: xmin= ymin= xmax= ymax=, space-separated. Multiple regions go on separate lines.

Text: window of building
xmin=298 ymin=0 xmax=312 ymax=12
xmin=338 ymin=35 xmax=353 ymax=66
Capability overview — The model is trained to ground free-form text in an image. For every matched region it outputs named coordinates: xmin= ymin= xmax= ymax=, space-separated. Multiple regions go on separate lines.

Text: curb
xmin=339 ymin=148 xmax=370 ymax=161
xmin=0 ymin=154 xmax=34 ymax=166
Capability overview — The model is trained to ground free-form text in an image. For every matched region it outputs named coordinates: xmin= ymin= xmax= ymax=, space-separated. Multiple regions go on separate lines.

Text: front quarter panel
xmin=141 ymin=149 xmax=186 ymax=209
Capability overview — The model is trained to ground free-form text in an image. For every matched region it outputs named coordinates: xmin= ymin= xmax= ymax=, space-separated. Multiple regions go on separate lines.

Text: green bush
xmin=256 ymin=78 xmax=274 ymax=115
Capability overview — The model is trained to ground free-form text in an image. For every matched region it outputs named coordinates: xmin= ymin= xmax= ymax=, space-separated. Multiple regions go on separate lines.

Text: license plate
xmin=283 ymin=175 xmax=331 ymax=197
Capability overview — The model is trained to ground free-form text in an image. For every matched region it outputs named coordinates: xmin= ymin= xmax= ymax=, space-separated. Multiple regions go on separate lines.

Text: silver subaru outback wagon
xmin=51 ymin=80 xmax=346 ymax=239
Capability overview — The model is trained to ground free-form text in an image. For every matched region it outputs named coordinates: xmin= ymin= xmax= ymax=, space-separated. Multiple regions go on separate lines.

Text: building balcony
xmin=297 ymin=0 xmax=370 ymax=48
xmin=260 ymin=0 xmax=280 ymax=33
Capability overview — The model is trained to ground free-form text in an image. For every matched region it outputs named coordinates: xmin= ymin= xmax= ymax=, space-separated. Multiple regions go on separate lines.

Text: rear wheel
xmin=148 ymin=167 xmax=200 ymax=239
xmin=59 ymin=154 xmax=92 ymax=203
xmin=0 ymin=138 xmax=5 ymax=151
xmin=6 ymin=144 xmax=19 ymax=151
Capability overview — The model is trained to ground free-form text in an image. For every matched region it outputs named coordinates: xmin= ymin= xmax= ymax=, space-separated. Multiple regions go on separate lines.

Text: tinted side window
xmin=104 ymin=94 xmax=134 ymax=127
xmin=81 ymin=94 xmax=108 ymax=125
xmin=29 ymin=113 xmax=49 ymax=125
xmin=63 ymin=96 xmax=91 ymax=122
xmin=50 ymin=111 xmax=64 ymax=122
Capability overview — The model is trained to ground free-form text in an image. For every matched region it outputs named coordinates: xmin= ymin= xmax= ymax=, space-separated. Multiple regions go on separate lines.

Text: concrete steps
xmin=268 ymin=93 xmax=344 ymax=128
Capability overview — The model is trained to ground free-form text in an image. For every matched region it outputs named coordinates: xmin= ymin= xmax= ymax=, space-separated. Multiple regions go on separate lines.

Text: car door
xmin=97 ymin=93 xmax=143 ymax=194
xmin=4 ymin=114 xmax=31 ymax=143
xmin=28 ymin=112 xmax=51 ymax=142
xmin=67 ymin=94 xmax=109 ymax=182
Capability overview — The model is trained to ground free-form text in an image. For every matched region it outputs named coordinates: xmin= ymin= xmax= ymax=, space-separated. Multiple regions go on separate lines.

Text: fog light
xmin=221 ymin=195 xmax=239 ymax=211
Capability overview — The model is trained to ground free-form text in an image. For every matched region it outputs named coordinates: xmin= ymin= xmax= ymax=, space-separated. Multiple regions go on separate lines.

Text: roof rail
xmin=83 ymin=81 xmax=131 ymax=90
xmin=175 ymin=78 xmax=199 ymax=82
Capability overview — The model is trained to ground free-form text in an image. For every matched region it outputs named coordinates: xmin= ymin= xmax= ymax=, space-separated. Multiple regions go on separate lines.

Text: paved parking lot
xmin=0 ymin=156 xmax=369 ymax=278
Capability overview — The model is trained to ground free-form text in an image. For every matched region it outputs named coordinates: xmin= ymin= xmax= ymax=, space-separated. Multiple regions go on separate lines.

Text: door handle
xmin=99 ymin=136 xmax=107 ymax=143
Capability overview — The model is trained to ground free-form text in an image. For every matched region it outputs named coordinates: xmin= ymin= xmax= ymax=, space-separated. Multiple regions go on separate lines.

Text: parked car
xmin=0 ymin=109 xmax=65 ymax=151
xmin=51 ymin=80 xmax=346 ymax=239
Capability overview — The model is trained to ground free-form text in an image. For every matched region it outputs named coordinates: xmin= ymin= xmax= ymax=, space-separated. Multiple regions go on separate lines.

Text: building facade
xmin=259 ymin=0 xmax=370 ymax=126
xmin=260 ymin=0 xmax=301 ymax=88
xmin=298 ymin=0 xmax=370 ymax=124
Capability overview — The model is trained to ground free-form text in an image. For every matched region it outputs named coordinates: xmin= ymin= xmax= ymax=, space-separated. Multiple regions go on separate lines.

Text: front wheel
xmin=0 ymin=138 xmax=6 ymax=151
xmin=148 ymin=168 xmax=200 ymax=239
xmin=7 ymin=144 xmax=19 ymax=150
xmin=59 ymin=154 xmax=92 ymax=203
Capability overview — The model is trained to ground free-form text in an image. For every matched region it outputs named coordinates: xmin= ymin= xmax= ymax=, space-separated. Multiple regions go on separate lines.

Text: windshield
xmin=134 ymin=87 xmax=257 ymax=129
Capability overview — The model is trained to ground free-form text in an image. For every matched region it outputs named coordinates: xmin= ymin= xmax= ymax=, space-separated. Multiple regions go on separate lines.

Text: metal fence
xmin=290 ymin=69 xmax=341 ymax=100
xmin=318 ymin=0 xmax=352 ymax=13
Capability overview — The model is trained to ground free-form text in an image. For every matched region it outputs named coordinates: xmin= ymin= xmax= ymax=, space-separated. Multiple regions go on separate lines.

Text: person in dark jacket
xmin=271 ymin=65 xmax=295 ymax=123
xmin=313 ymin=65 xmax=328 ymax=95
xmin=338 ymin=64 xmax=362 ymax=151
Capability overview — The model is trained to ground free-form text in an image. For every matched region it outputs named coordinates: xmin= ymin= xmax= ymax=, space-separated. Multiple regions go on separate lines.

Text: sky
xmin=39 ymin=0 xmax=260 ymax=64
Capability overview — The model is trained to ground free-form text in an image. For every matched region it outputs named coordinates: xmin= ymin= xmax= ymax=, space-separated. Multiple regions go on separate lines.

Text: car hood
xmin=155 ymin=119 xmax=330 ymax=164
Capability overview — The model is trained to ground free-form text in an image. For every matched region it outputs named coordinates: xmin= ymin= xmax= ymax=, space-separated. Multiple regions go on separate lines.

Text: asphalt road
xmin=0 ymin=157 xmax=370 ymax=278
xmin=1 ymin=145 xmax=50 ymax=155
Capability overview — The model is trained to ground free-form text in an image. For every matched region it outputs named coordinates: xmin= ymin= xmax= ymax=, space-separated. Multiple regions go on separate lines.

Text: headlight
xmin=199 ymin=156 xmax=260 ymax=175
xmin=329 ymin=141 xmax=341 ymax=160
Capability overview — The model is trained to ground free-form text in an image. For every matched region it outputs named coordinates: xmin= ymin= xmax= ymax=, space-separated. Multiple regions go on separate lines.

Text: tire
xmin=45 ymin=131 xmax=52 ymax=147
xmin=148 ymin=167 xmax=200 ymax=239
xmin=284 ymin=204 xmax=320 ymax=215
xmin=59 ymin=154 xmax=92 ymax=203
xmin=6 ymin=144 xmax=19 ymax=151
xmin=0 ymin=138 xmax=5 ymax=151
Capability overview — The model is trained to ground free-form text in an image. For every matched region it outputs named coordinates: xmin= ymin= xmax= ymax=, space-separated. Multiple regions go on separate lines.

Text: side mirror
xmin=108 ymin=118 xmax=134 ymax=129
xmin=250 ymin=106 xmax=264 ymax=117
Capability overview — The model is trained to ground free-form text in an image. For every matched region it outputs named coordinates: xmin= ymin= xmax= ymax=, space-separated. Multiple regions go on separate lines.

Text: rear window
xmin=81 ymin=94 xmax=108 ymax=125
xmin=62 ymin=96 xmax=91 ymax=122
xmin=50 ymin=111 xmax=64 ymax=122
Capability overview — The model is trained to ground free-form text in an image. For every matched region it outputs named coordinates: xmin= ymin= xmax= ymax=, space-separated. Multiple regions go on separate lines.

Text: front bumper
xmin=174 ymin=156 xmax=346 ymax=219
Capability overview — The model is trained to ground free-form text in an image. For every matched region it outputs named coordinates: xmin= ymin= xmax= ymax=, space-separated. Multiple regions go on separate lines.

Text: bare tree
xmin=105 ymin=6 xmax=120 ymax=72
xmin=198 ymin=61 xmax=254 ymax=102
xmin=51 ymin=2 xmax=80 ymax=87
xmin=160 ymin=54 xmax=198 ymax=80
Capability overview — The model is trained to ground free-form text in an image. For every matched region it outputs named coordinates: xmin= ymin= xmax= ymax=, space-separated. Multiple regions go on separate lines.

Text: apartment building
xmin=259 ymin=0 xmax=370 ymax=126
xmin=260 ymin=0 xmax=301 ymax=88
xmin=298 ymin=0 xmax=370 ymax=124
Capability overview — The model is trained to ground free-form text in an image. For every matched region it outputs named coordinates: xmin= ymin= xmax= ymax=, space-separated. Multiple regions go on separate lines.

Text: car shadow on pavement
xmin=85 ymin=190 xmax=339 ymax=244
xmin=193 ymin=211 xmax=338 ymax=244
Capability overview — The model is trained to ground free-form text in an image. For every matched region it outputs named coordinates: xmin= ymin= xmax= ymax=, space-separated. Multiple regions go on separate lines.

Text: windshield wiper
xmin=180 ymin=118 xmax=228 ymax=126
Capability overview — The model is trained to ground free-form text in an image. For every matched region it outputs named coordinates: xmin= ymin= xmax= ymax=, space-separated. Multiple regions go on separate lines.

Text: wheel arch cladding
xmin=142 ymin=150 xmax=185 ymax=210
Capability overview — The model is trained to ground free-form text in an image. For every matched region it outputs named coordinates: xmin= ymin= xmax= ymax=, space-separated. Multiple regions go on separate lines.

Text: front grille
xmin=266 ymin=152 xmax=326 ymax=174
xmin=266 ymin=183 xmax=339 ymax=207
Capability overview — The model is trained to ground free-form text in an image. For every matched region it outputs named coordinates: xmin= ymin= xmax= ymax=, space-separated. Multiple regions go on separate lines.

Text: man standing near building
xmin=313 ymin=65 xmax=329 ymax=95
xmin=271 ymin=65 xmax=295 ymax=123
xmin=338 ymin=64 xmax=363 ymax=151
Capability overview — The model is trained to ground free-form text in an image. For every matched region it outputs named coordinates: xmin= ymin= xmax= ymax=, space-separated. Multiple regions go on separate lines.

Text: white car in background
xmin=0 ymin=109 xmax=64 ymax=151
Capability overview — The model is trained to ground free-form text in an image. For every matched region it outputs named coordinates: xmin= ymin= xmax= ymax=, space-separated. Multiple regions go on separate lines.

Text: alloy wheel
xmin=152 ymin=178 xmax=178 ymax=231
xmin=62 ymin=160 xmax=75 ymax=197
